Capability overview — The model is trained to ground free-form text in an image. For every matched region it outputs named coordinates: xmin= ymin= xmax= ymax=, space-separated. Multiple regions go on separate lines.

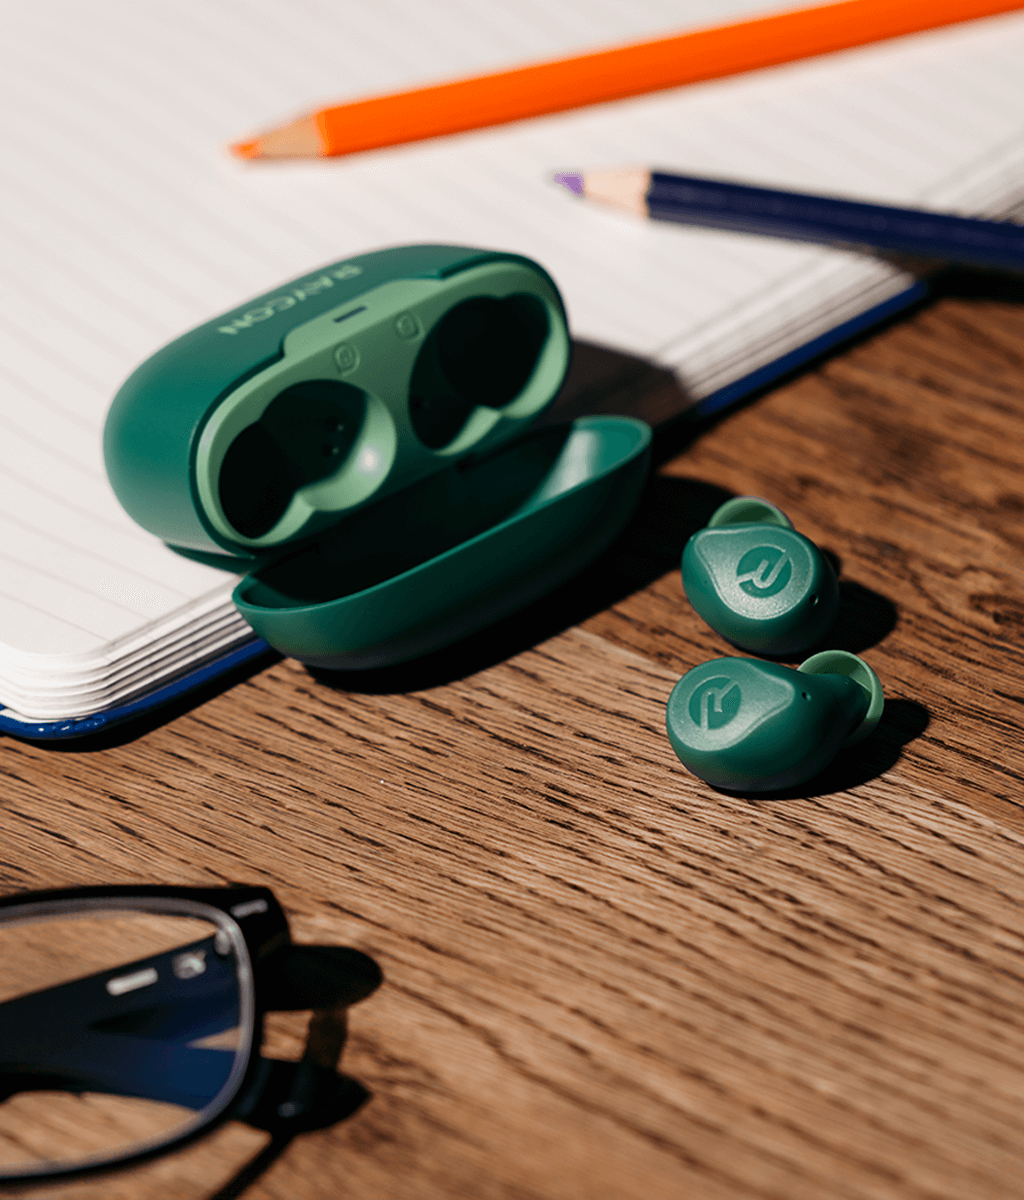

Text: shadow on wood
xmin=724 ymin=697 xmax=930 ymax=802
xmin=765 ymin=576 xmax=899 ymax=663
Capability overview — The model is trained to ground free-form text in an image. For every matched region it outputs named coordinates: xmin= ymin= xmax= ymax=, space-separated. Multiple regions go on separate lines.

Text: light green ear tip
xmin=706 ymin=496 xmax=793 ymax=530
xmin=798 ymin=650 xmax=884 ymax=746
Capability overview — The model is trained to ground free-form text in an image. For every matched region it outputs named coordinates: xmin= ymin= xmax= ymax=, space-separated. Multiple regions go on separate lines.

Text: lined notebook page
xmin=0 ymin=0 xmax=785 ymax=691
xmin=2 ymin=0 xmax=1024 ymax=717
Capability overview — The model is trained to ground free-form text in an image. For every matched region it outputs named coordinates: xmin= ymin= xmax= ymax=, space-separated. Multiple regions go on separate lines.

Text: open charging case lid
xmin=104 ymin=245 xmax=652 ymax=669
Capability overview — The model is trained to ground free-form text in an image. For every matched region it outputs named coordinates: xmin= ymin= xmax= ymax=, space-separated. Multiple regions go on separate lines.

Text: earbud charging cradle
xmin=104 ymin=245 xmax=652 ymax=668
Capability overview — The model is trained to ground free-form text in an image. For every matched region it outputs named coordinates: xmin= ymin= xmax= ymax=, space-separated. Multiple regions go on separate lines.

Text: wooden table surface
xmin=3 ymin=269 xmax=1024 ymax=1200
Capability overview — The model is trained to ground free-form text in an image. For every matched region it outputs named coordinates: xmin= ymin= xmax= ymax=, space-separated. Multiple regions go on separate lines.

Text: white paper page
xmin=1 ymin=1 xmax=1023 ymax=716
xmin=0 ymin=0 xmax=828 ymax=678
xmin=0 ymin=0 xmax=781 ymax=680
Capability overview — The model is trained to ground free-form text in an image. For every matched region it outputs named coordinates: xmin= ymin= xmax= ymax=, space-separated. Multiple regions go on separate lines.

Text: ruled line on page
xmin=0 ymin=609 xmax=252 ymax=704
xmin=0 ymin=585 xmax=242 ymax=679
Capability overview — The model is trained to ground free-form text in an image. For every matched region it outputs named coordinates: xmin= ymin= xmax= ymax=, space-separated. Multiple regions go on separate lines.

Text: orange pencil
xmin=233 ymin=0 xmax=1024 ymax=160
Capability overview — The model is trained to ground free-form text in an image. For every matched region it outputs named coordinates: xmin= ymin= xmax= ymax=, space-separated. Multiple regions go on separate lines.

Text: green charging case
xmin=104 ymin=245 xmax=652 ymax=668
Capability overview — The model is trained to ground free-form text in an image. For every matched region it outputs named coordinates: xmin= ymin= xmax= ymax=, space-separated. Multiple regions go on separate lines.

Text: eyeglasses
xmin=0 ymin=884 xmax=381 ymax=1185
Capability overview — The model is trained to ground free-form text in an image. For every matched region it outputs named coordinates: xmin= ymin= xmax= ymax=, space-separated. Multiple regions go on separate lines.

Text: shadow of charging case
xmin=104 ymin=245 xmax=652 ymax=669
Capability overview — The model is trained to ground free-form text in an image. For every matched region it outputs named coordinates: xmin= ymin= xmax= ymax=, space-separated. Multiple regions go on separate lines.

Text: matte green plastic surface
xmin=681 ymin=496 xmax=839 ymax=654
xmin=799 ymin=649 xmax=884 ymax=745
xmin=234 ymin=416 xmax=651 ymax=667
xmin=104 ymin=245 xmax=569 ymax=559
xmin=665 ymin=651 xmax=882 ymax=791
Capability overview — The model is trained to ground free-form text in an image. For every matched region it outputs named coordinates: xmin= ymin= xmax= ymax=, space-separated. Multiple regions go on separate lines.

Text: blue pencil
xmin=554 ymin=169 xmax=1024 ymax=272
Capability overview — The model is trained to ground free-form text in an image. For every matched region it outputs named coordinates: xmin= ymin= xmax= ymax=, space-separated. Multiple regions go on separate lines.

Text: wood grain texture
xmin=2 ymin=274 xmax=1024 ymax=1200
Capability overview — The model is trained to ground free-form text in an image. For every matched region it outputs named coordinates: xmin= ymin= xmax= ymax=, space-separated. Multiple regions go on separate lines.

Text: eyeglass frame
xmin=0 ymin=883 xmax=379 ymax=1186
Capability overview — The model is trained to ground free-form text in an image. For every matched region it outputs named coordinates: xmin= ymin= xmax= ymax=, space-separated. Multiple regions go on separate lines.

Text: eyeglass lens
xmin=0 ymin=904 xmax=248 ymax=1176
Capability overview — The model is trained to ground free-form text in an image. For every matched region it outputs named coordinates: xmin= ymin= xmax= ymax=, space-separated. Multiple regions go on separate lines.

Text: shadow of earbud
xmin=764 ymin=573 xmax=899 ymax=663
xmin=825 ymin=580 xmax=899 ymax=655
xmin=725 ymin=697 xmax=930 ymax=801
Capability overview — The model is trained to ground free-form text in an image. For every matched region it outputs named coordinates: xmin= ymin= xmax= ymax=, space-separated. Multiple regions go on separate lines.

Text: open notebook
xmin=2 ymin=1 xmax=1024 ymax=735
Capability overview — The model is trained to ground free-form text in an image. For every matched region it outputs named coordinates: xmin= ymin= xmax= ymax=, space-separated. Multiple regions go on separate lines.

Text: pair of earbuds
xmin=666 ymin=497 xmax=884 ymax=791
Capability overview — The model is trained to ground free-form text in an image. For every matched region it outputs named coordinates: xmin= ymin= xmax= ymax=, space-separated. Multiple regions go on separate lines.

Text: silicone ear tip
xmin=798 ymin=650 xmax=884 ymax=746
xmin=706 ymin=495 xmax=794 ymax=530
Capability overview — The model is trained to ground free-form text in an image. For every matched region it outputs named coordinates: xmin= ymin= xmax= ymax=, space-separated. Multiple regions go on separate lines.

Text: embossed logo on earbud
xmin=689 ymin=677 xmax=741 ymax=730
xmin=736 ymin=546 xmax=792 ymax=597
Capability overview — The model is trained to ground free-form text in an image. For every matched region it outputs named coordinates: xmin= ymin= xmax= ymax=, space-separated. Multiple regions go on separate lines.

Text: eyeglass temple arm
xmin=0 ymin=941 xmax=379 ymax=1132
xmin=0 ymin=935 xmax=241 ymax=1110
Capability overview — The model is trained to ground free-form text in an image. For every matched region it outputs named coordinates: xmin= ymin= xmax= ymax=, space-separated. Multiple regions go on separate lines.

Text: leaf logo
xmin=688 ymin=677 xmax=741 ymax=730
xmin=736 ymin=545 xmax=792 ymax=598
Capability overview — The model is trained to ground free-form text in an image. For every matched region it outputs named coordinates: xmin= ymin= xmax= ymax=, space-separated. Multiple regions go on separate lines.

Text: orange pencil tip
xmin=230 ymin=139 xmax=261 ymax=159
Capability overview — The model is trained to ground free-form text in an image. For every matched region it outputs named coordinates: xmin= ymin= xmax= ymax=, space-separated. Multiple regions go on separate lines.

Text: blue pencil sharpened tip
xmin=553 ymin=172 xmax=583 ymax=196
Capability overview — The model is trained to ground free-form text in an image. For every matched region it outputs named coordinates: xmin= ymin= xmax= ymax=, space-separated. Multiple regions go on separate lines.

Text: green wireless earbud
xmin=682 ymin=496 xmax=840 ymax=655
xmin=665 ymin=650 xmax=884 ymax=791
